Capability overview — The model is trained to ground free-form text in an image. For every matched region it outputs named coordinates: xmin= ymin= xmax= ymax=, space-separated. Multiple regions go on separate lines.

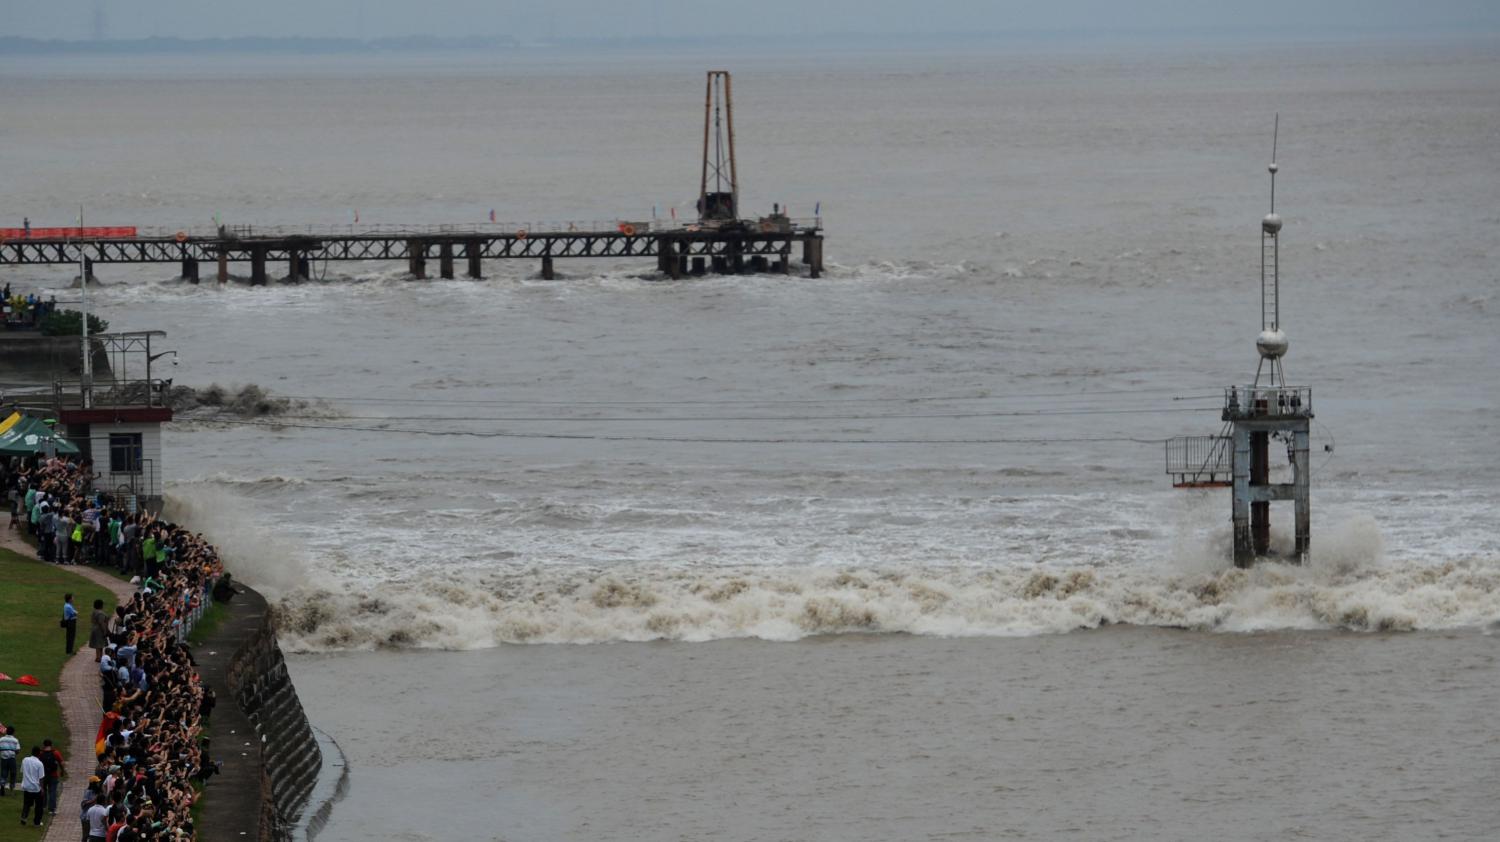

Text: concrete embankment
xmin=195 ymin=583 xmax=323 ymax=842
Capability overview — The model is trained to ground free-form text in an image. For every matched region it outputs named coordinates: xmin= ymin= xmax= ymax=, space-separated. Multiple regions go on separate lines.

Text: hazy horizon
xmin=3 ymin=0 xmax=1498 ymax=43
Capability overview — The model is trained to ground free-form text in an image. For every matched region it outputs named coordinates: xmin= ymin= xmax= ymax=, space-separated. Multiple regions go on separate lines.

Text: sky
xmin=2 ymin=0 xmax=1498 ymax=42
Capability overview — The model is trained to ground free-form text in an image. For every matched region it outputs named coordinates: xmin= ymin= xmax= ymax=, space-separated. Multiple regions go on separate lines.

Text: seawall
xmin=195 ymin=582 xmax=323 ymax=842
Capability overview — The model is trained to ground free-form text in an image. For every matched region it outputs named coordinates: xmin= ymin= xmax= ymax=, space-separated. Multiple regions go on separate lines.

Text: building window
xmin=109 ymin=433 xmax=143 ymax=473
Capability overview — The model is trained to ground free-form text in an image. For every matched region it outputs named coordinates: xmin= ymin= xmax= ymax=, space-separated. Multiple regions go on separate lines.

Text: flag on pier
xmin=490 ymin=209 xmax=496 ymax=223
xmin=354 ymin=209 xmax=360 ymax=224
xmin=815 ymin=202 xmax=821 ymax=216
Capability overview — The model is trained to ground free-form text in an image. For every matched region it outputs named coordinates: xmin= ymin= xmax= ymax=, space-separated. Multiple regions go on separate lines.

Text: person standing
xmin=38 ymin=738 xmax=63 ymax=816
xmin=0 ymin=726 xmax=17 ymax=794
xmin=84 ymin=791 xmax=108 ymax=840
xmin=18 ymin=747 xmax=44 ymax=826
xmin=89 ymin=599 xmax=109 ymax=663
xmin=62 ymin=594 xmax=78 ymax=654
xmin=22 ymin=217 xmax=29 ymax=238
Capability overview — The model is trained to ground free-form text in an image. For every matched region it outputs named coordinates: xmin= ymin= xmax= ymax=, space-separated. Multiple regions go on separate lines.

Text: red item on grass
xmin=15 ymin=675 xmax=39 ymax=686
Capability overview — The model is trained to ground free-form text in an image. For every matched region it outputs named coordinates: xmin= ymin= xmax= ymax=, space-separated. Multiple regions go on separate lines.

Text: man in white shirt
xmin=19 ymin=747 xmax=45 ymax=827
xmin=85 ymin=794 xmax=109 ymax=840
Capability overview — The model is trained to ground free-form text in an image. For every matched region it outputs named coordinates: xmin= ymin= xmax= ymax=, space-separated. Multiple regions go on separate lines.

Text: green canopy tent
xmin=0 ymin=412 xmax=80 ymax=456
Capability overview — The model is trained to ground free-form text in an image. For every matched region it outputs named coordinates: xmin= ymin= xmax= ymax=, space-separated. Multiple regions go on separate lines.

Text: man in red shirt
xmin=39 ymin=738 xmax=64 ymax=816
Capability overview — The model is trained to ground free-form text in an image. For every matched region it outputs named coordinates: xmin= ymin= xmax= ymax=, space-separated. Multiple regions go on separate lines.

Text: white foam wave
xmin=267 ymin=549 xmax=1500 ymax=652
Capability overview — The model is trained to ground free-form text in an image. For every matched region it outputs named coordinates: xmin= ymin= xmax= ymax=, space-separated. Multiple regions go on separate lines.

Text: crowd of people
xmin=2 ymin=285 xmax=60 ymax=330
xmin=2 ymin=455 xmax=226 ymax=840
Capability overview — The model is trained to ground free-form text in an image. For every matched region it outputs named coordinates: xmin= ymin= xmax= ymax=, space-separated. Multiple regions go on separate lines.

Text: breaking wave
xmin=266 ymin=551 xmax=1500 ymax=652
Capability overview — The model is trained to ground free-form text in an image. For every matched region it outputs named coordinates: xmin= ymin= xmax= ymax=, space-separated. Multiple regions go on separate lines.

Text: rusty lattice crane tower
xmin=698 ymin=71 xmax=738 ymax=222
xmin=1223 ymin=116 xmax=1314 ymax=567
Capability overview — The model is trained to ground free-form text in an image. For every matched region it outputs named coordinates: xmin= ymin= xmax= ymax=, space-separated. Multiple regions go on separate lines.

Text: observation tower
xmin=1168 ymin=118 xmax=1314 ymax=567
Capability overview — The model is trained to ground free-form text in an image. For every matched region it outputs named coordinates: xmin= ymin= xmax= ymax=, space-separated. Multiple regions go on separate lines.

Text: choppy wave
xmin=265 ymin=552 xmax=1500 ymax=652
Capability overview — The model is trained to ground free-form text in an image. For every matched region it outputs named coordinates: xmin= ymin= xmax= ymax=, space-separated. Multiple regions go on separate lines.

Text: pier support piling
xmin=287 ymin=249 xmax=302 ymax=282
xmin=541 ymin=256 xmax=555 ymax=280
xmin=692 ymin=257 xmax=706 ymax=276
xmin=250 ymin=247 xmax=267 ymax=286
xmin=439 ymin=243 xmax=455 ymax=279
xmin=182 ymin=258 xmax=200 ymax=284
xmin=217 ymin=251 xmax=229 ymax=283
xmin=407 ymin=240 xmax=427 ymax=279
xmin=466 ymin=240 xmax=483 ymax=279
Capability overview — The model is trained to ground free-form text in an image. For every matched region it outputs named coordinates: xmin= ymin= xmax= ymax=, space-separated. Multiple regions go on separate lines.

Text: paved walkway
xmin=0 ymin=531 xmax=133 ymax=841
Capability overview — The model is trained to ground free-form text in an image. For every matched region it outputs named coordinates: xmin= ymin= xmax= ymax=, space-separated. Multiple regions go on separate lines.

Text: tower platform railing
xmin=1222 ymin=385 xmax=1313 ymax=421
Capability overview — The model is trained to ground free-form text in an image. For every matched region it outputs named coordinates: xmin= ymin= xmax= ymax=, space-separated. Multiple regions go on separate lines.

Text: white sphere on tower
xmin=1262 ymin=213 xmax=1282 ymax=234
xmin=1257 ymin=328 xmax=1288 ymax=359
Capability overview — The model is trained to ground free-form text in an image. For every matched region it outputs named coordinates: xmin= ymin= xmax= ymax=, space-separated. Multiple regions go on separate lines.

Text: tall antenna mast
xmin=698 ymin=70 xmax=738 ymax=222
xmin=1254 ymin=113 xmax=1287 ymax=388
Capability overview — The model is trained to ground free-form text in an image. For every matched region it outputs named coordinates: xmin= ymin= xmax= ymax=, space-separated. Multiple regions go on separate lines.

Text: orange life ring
xmin=619 ymin=224 xmax=637 ymax=237
xmin=515 ymin=229 xmax=528 ymax=240
xmin=174 ymin=231 xmax=188 ymax=243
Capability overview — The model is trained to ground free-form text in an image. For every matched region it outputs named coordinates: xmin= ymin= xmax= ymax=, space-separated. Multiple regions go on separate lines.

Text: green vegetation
xmin=0 ymin=547 xmax=115 ymax=842
xmin=187 ymin=601 xmax=227 ymax=646
xmin=39 ymin=309 xmax=109 ymax=337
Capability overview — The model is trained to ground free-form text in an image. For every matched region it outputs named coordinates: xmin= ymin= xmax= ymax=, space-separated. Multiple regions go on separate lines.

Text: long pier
xmin=0 ymin=220 xmax=827 ymax=283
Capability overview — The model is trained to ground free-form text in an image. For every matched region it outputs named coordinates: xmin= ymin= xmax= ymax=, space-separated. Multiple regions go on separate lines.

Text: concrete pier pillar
xmin=1293 ymin=427 xmax=1311 ymax=561
xmin=287 ymin=249 xmax=301 ymax=282
xmin=541 ymin=256 xmax=555 ymax=280
xmin=297 ymin=256 xmax=311 ymax=280
xmin=1231 ymin=426 xmax=1253 ymax=568
xmin=250 ymin=247 xmax=267 ymax=286
xmin=808 ymin=238 xmax=824 ymax=279
xmin=408 ymin=240 xmax=427 ymax=279
xmin=182 ymin=258 xmax=200 ymax=284
xmin=1250 ymin=430 xmax=1270 ymax=556
xmin=439 ymin=243 xmax=455 ymax=279
xmin=466 ymin=240 xmax=483 ymax=279
xmin=217 ymin=251 xmax=229 ymax=283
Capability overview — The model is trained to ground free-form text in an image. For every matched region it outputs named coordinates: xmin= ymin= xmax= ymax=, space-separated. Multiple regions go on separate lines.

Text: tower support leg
xmin=1251 ymin=430 xmax=1270 ymax=556
xmin=1232 ymin=425 xmax=1253 ymax=568
xmin=1294 ymin=425 xmax=1311 ymax=562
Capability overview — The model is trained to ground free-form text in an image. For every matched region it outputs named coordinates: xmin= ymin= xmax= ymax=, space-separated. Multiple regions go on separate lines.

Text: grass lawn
xmin=0 ymin=547 xmax=115 ymax=842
